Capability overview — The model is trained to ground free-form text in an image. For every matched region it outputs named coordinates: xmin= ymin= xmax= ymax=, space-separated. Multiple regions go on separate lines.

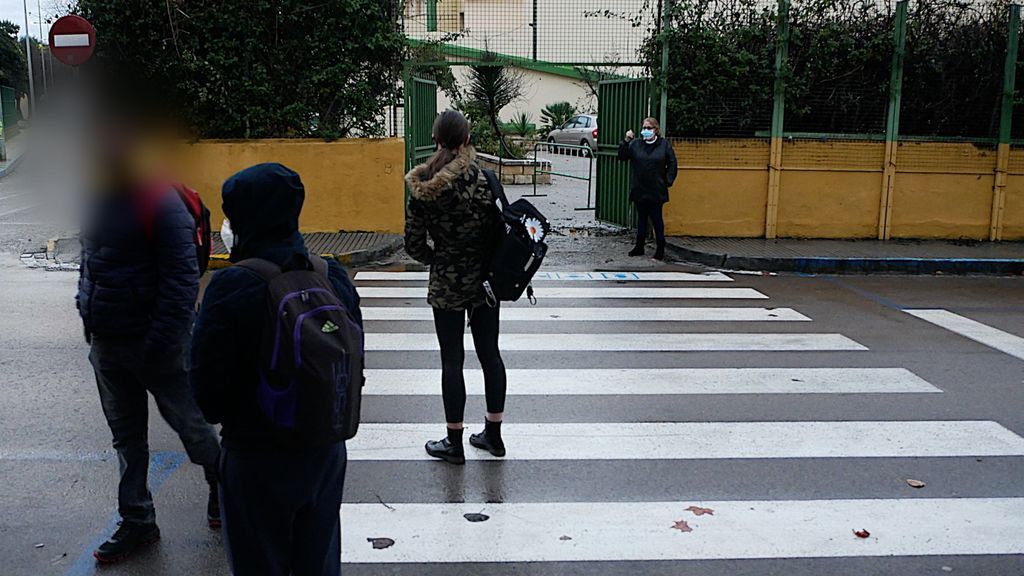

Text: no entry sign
xmin=48 ymin=15 xmax=96 ymax=66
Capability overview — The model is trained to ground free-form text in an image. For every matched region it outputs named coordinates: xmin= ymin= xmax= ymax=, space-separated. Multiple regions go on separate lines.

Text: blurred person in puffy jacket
xmin=77 ymin=113 xmax=220 ymax=564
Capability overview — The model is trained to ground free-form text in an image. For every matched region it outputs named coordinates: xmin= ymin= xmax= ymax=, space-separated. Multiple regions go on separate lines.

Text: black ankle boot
xmin=653 ymin=243 xmax=666 ymax=260
xmin=425 ymin=428 xmax=465 ymax=465
xmin=628 ymin=242 xmax=645 ymax=257
xmin=470 ymin=420 xmax=506 ymax=457
xmin=93 ymin=522 xmax=161 ymax=564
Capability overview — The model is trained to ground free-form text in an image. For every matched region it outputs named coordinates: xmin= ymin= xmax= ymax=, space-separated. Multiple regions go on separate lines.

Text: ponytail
xmin=419 ymin=110 xmax=472 ymax=180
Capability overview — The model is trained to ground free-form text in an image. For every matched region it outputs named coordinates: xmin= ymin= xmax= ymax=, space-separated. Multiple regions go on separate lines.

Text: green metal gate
xmin=404 ymin=74 xmax=438 ymax=174
xmin=596 ymin=78 xmax=652 ymax=227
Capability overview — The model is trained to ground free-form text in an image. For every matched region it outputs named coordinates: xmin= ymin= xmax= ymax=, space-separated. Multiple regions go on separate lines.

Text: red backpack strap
xmin=139 ymin=181 xmax=175 ymax=241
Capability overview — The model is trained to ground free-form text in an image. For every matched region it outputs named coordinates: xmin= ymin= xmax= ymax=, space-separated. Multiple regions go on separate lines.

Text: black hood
xmin=222 ymin=163 xmax=306 ymax=263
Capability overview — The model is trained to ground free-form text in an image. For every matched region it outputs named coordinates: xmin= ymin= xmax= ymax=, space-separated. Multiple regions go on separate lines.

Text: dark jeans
xmin=89 ymin=337 xmax=220 ymax=526
xmin=433 ymin=304 xmax=507 ymax=423
xmin=221 ymin=443 xmax=347 ymax=576
xmin=635 ymin=201 xmax=666 ymax=248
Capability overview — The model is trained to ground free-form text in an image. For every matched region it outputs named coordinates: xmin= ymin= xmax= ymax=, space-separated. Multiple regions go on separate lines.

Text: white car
xmin=546 ymin=114 xmax=598 ymax=154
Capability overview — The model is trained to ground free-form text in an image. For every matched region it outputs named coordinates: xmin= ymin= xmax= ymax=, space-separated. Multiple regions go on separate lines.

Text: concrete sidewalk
xmin=0 ymin=132 xmax=27 ymax=178
xmin=22 ymin=231 xmax=403 ymax=271
xmin=667 ymin=237 xmax=1024 ymax=274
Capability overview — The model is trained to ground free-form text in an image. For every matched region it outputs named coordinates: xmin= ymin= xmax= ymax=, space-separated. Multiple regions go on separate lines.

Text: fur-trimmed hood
xmin=404 ymin=146 xmax=479 ymax=202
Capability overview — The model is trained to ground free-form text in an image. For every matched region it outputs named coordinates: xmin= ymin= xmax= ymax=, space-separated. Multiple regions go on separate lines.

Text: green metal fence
xmin=403 ymin=74 xmax=438 ymax=174
xmin=1 ymin=86 xmax=17 ymax=138
xmin=596 ymin=78 xmax=652 ymax=227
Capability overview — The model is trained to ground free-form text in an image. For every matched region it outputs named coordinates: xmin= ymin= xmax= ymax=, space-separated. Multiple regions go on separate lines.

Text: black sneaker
xmin=425 ymin=437 xmax=466 ymax=465
xmin=469 ymin=421 xmax=506 ymax=457
xmin=207 ymin=483 xmax=222 ymax=529
xmin=93 ymin=522 xmax=160 ymax=564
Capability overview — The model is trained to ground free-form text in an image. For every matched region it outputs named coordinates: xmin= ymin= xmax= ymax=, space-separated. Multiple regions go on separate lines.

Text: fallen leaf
xmin=464 ymin=513 xmax=490 ymax=523
xmin=685 ymin=506 xmax=715 ymax=516
xmin=367 ymin=537 xmax=395 ymax=550
xmin=559 ymin=535 xmax=572 ymax=541
xmin=672 ymin=520 xmax=693 ymax=533
xmin=906 ymin=479 xmax=926 ymax=489
xmin=853 ymin=529 xmax=871 ymax=538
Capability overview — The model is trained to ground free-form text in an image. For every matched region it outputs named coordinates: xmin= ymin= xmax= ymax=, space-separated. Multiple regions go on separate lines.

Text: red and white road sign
xmin=48 ymin=15 xmax=96 ymax=66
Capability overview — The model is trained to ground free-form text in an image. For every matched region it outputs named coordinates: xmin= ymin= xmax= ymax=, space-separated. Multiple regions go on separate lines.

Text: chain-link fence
xmin=652 ymin=0 xmax=1017 ymax=142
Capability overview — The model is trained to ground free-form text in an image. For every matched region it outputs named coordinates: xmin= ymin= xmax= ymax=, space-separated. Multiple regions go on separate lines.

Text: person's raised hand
xmin=625 ymin=129 xmax=635 ymax=141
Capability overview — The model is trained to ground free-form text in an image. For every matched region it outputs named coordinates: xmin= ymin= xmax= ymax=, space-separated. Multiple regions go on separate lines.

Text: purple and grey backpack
xmin=236 ymin=255 xmax=364 ymax=444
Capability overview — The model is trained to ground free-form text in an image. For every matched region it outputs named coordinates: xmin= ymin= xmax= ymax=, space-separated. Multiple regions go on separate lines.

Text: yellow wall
xmin=889 ymin=142 xmax=997 ymax=240
xmin=172 ymin=138 xmax=405 ymax=234
xmin=664 ymin=139 xmax=768 ymax=237
xmin=664 ymin=138 xmax=1020 ymax=240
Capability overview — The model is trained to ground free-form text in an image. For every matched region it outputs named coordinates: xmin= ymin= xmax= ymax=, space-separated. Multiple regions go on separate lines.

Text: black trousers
xmin=432 ymin=304 xmax=507 ymax=423
xmin=221 ymin=442 xmax=347 ymax=576
xmin=635 ymin=201 xmax=666 ymax=247
xmin=89 ymin=337 xmax=220 ymax=526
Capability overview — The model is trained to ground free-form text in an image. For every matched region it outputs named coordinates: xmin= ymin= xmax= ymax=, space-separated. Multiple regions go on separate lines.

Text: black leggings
xmin=432 ymin=304 xmax=507 ymax=424
xmin=635 ymin=201 xmax=666 ymax=246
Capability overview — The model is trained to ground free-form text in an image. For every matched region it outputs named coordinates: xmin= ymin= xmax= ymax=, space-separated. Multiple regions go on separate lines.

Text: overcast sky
xmin=0 ymin=0 xmax=56 ymax=40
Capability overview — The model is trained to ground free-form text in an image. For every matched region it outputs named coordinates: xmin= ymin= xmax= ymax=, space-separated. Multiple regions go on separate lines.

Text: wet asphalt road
xmin=1 ymin=244 xmax=1023 ymax=575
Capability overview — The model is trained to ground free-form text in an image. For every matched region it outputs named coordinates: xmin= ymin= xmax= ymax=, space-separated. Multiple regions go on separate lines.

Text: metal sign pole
xmin=23 ymin=0 xmax=35 ymax=116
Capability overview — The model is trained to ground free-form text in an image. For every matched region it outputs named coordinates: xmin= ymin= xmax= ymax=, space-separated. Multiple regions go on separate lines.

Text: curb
xmin=208 ymin=235 xmax=404 ymax=271
xmin=666 ymin=241 xmax=1024 ymax=275
xmin=0 ymin=147 xmax=25 ymax=179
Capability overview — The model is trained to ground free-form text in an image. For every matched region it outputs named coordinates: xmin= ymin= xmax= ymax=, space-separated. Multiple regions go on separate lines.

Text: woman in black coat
xmin=617 ymin=117 xmax=678 ymax=260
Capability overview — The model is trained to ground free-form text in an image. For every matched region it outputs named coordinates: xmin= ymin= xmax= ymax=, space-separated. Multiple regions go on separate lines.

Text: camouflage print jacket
xmin=404 ymin=146 xmax=501 ymax=311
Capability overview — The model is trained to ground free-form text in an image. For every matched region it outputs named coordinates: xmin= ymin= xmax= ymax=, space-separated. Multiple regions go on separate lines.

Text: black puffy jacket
xmin=77 ymin=188 xmax=200 ymax=352
xmin=189 ymin=163 xmax=362 ymax=448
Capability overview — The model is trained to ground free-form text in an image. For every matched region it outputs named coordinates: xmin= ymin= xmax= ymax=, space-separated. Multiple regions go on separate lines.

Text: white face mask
xmin=221 ymin=219 xmax=236 ymax=252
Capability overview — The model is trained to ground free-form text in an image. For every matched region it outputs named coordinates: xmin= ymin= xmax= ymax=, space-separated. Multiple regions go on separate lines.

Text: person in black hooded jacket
xmin=618 ymin=116 xmax=678 ymax=260
xmin=189 ymin=163 xmax=361 ymax=576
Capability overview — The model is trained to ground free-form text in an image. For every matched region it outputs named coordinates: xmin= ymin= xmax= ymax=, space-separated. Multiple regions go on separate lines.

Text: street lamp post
xmin=37 ymin=0 xmax=46 ymax=96
xmin=22 ymin=0 xmax=35 ymax=116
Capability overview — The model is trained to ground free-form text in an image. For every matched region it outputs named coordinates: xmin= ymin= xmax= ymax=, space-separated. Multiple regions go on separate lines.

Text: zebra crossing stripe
xmin=341 ymin=498 xmax=1024 ymax=562
xmin=355 ymin=271 xmax=734 ymax=282
xmin=362 ymin=368 xmax=940 ymax=395
xmin=906 ymin=309 xmax=1024 ymax=362
xmin=357 ymin=287 xmax=768 ymax=300
xmin=346 ymin=421 xmax=1024 ymax=460
xmin=365 ymin=333 xmax=866 ymax=351
xmin=361 ymin=307 xmax=810 ymax=322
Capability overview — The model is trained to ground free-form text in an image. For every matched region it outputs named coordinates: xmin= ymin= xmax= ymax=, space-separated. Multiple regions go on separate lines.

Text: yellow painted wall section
xmin=1002 ymin=147 xmax=1024 ymax=240
xmin=664 ymin=139 xmax=768 ymax=237
xmin=889 ymin=142 xmax=997 ymax=240
xmin=172 ymin=139 xmax=406 ymax=233
xmin=775 ymin=140 xmax=884 ymax=239
xmin=776 ymin=170 xmax=882 ymax=238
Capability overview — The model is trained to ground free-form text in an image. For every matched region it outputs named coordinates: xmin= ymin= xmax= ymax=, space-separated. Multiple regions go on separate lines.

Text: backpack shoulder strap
xmin=309 ymin=254 xmax=329 ymax=279
xmin=482 ymin=169 xmax=509 ymax=209
xmin=234 ymin=258 xmax=283 ymax=282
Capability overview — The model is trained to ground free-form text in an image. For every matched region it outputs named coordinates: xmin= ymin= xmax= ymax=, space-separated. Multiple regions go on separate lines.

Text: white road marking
xmin=0 ymin=192 xmax=27 ymax=201
xmin=341 ymin=498 xmax=1024 ymax=562
xmin=363 ymin=368 xmax=939 ymax=395
xmin=357 ymin=287 xmax=768 ymax=300
xmin=347 ymin=421 xmax=1024 ymax=460
xmin=906 ymin=309 xmax=1024 ymax=362
xmin=361 ymin=307 xmax=809 ymax=322
xmin=0 ymin=204 xmax=38 ymax=218
xmin=356 ymin=271 xmax=733 ymax=282
xmin=366 ymin=332 xmax=866 ymax=351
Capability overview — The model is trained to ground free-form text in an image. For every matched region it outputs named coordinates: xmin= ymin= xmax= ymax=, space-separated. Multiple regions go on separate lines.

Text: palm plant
xmin=464 ymin=59 xmax=526 ymax=158
xmin=509 ymin=112 xmax=534 ymax=137
xmin=541 ymin=101 xmax=577 ymax=132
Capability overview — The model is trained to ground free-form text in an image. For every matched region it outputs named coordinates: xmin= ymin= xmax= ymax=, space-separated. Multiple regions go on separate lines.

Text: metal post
xmin=23 ymin=0 xmax=35 ymax=117
xmin=878 ymin=0 xmax=908 ymax=240
xmin=764 ymin=0 xmax=790 ymax=239
xmin=426 ymin=0 xmax=437 ymax=32
xmin=659 ymin=0 xmax=670 ymax=126
xmin=991 ymin=4 xmax=1020 ymax=241
xmin=36 ymin=0 xmax=46 ymax=96
xmin=532 ymin=0 xmax=538 ymax=61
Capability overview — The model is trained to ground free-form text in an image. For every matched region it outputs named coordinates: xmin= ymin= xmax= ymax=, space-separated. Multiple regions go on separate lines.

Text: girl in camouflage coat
xmin=404 ymin=110 xmax=508 ymax=465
